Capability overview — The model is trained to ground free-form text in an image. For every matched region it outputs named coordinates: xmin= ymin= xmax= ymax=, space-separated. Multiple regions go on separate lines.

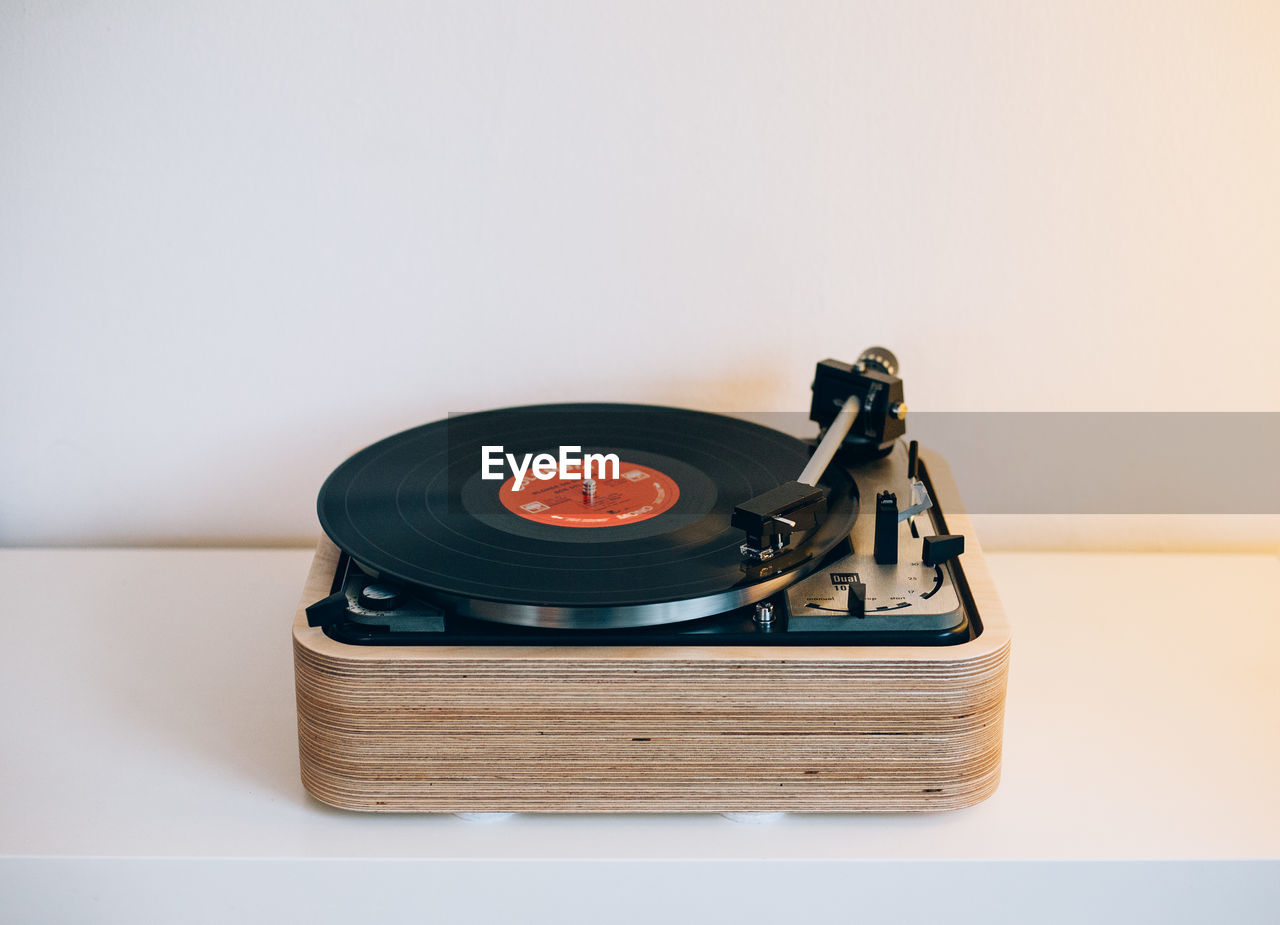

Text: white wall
xmin=2 ymin=1 xmax=1278 ymax=546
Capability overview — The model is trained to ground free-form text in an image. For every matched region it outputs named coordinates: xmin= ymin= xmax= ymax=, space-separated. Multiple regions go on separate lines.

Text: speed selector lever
xmin=922 ymin=534 xmax=965 ymax=567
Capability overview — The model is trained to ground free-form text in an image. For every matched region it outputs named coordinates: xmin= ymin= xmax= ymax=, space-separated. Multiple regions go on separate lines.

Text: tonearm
xmin=732 ymin=347 xmax=907 ymax=561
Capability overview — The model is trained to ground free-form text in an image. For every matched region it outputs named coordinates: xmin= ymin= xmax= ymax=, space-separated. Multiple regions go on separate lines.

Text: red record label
xmin=497 ymin=461 xmax=680 ymax=528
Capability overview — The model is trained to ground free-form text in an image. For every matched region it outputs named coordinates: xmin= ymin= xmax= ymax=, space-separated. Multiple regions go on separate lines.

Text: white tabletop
xmin=2 ymin=547 xmax=1277 ymax=923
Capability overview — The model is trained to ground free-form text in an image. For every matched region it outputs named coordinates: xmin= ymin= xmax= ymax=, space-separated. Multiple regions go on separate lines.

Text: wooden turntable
xmin=292 ymin=441 xmax=1010 ymax=813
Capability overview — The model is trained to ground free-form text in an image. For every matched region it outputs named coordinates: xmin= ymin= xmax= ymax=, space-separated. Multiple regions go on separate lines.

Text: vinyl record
xmin=317 ymin=404 xmax=858 ymax=628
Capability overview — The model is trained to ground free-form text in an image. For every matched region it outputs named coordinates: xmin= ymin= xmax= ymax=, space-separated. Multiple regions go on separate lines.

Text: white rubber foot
xmin=453 ymin=812 xmax=516 ymax=823
xmin=720 ymin=812 xmax=786 ymax=824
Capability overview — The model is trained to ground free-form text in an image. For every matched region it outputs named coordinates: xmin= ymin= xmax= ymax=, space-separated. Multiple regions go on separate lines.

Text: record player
xmin=292 ymin=349 xmax=1010 ymax=812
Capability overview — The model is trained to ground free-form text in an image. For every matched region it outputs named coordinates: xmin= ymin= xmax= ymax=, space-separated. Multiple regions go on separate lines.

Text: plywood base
xmin=293 ymin=452 xmax=1010 ymax=812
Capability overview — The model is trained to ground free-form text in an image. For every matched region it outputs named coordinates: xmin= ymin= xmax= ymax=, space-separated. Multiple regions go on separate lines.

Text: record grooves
xmin=318 ymin=404 xmax=858 ymax=628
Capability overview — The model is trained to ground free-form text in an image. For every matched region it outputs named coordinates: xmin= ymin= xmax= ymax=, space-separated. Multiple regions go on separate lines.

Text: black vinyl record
xmin=317 ymin=404 xmax=857 ymax=628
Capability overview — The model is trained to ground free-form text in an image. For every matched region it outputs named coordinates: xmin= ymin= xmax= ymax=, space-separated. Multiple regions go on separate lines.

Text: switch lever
xmin=847 ymin=579 xmax=867 ymax=617
xmin=921 ymin=534 xmax=965 ymax=567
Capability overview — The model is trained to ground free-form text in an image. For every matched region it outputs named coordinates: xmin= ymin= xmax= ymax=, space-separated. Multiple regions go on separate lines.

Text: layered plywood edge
xmin=293 ymin=450 xmax=1011 ymax=812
